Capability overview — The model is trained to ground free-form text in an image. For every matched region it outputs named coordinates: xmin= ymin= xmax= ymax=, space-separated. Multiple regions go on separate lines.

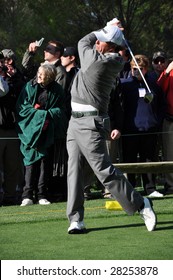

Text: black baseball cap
xmin=63 ymin=47 xmax=78 ymax=57
xmin=152 ymin=51 xmax=167 ymax=60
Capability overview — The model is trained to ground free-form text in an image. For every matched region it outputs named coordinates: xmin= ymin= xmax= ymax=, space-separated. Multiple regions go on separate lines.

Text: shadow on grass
xmin=85 ymin=220 xmax=173 ymax=233
xmin=155 ymin=220 xmax=173 ymax=231
xmin=86 ymin=222 xmax=143 ymax=233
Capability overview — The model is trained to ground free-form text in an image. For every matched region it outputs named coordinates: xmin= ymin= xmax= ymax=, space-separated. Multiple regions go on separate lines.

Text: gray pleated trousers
xmin=66 ymin=115 xmax=144 ymax=223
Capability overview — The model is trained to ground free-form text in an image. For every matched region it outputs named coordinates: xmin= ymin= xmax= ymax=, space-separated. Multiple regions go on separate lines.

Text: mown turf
xmin=0 ymin=195 xmax=173 ymax=260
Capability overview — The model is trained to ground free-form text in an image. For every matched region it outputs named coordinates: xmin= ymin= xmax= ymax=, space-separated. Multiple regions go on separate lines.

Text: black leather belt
xmin=72 ymin=111 xmax=99 ymax=118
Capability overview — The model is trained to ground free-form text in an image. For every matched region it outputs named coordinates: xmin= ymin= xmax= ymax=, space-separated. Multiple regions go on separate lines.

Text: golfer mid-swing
xmin=66 ymin=19 xmax=157 ymax=234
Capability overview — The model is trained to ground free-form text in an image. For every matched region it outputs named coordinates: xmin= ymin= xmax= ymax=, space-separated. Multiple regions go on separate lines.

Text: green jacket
xmin=16 ymin=80 xmax=68 ymax=165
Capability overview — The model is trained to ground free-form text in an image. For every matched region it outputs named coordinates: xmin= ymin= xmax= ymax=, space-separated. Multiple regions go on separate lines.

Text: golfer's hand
xmin=110 ymin=129 xmax=121 ymax=140
xmin=106 ymin=18 xmax=124 ymax=31
xmin=165 ymin=61 xmax=173 ymax=75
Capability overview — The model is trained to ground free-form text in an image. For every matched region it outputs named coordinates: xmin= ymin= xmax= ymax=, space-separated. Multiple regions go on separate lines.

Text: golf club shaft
xmin=123 ymin=37 xmax=152 ymax=93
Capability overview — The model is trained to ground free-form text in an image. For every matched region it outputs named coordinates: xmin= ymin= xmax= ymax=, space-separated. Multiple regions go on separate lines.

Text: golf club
xmin=107 ymin=18 xmax=153 ymax=103
xmin=123 ymin=37 xmax=153 ymax=103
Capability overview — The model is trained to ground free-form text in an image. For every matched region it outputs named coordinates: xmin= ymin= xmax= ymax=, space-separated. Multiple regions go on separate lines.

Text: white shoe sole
xmin=68 ymin=221 xmax=86 ymax=234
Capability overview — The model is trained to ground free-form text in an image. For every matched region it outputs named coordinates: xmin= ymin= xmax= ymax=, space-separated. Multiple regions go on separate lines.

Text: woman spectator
xmin=16 ymin=64 xmax=68 ymax=206
xmin=121 ymin=55 xmax=165 ymax=197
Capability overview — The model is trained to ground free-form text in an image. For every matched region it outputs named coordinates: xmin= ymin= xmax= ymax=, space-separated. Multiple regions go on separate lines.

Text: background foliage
xmin=0 ymin=0 xmax=172 ymax=68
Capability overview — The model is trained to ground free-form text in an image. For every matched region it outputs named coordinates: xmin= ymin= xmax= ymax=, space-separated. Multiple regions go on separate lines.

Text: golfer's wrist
xmin=165 ymin=70 xmax=170 ymax=77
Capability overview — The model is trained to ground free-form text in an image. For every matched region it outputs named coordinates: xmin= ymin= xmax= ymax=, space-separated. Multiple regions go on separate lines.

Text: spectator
xmin=148 ymin=51 xmax=168 ymax=180
xmin=61 ymin=46 xmax=79 ymax=120
xmin=119 ymin=47 xmax=131 ymax=78
xmin=22 ymin=39 xmax=66 ymax=88
xmin=48 ymin=46 xmax=79 ymax=202
xmin=102 ymin=77 xmax=124 ymax=198
xmin=0 ymin=49 xmax=25 ymax=206
xmin=108 ymin=78 xmax=124 ymax=159
xmin=149 ymin=51 xmax=168 ymax=81
xmin=157 ymin=60 xmax=173 ymax=195
xmin=22 ymin=40 xmax=68 ymax=202
xmin=0 ymin=51 xmax=9 ymax=97
xmin=16 ymin=64 xmax=68 ymax=206
xmin=66 ymin=20 xmax=156 ymax=234
xmin=121 ymin=54 xmax=165 ymax=197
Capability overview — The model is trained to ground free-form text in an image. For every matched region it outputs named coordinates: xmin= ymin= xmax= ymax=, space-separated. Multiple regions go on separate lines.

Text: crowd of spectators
xmin=0 ymin=34 xmax=172 ymax=207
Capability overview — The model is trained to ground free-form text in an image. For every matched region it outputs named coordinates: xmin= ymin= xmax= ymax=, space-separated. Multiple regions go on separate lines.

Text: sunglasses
xmin=45 ymin=45 xmax=59 ymax=54
xmin=133 ymin=67 xmax=143 ymax=71
xmin=153 ymin=58 xmax=165 ymax=64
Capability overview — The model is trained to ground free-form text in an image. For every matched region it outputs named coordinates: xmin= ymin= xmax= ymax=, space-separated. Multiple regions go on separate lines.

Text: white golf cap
xmin=93 ymin=25 xmax=124 ymax=46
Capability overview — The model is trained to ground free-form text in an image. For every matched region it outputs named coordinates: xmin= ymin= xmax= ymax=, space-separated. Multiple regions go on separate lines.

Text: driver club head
xmin=144 ymin=91 xmax=154 ymax=103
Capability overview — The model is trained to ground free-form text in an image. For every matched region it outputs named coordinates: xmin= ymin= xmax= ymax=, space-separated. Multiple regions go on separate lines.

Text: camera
xmin=0 ymin=65 xmax=8 ymax=72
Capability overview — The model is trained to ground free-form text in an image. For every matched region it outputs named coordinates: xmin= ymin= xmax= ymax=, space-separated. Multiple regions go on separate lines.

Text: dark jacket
xmin=64 ymin=66 xmax=79 ymax=120
xmin=121 ymin=75 xmax=165 ymax=133
xmin=108 ymin=77 xmax=124 ymax=132
xmin=0 ymin=68 xmax=25 ymax=129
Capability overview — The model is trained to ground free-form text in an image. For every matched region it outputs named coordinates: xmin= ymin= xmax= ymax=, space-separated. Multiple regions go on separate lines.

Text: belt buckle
xmin=77 ymin=112 xmax=84 ymax=118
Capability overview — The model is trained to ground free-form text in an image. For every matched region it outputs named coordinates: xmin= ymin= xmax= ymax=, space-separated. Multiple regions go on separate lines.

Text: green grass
xmin=0 ymin=194 xmax=173 ymax=260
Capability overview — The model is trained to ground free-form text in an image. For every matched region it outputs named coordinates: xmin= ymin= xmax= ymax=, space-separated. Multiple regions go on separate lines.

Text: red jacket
xmin=157 ymin=70 xmax=173 ymax=116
